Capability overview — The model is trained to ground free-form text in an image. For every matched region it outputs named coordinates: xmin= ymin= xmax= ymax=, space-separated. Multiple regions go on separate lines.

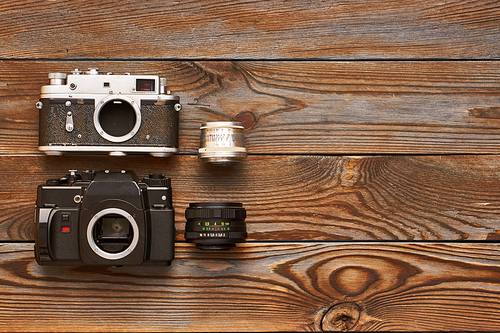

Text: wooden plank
xmin=0 ymin=1 xmax=499 ymax=59
xmin=2 ymin=60 xmax=500 ymax=155
xmin=2 ymin=155 xmax=500 ymax=242
xmin=2 ymin=242 xmax=500 ymax=331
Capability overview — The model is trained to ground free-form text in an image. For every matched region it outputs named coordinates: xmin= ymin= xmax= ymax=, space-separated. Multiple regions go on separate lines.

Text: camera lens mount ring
xmin=87 ymin=208 xmax=139 ymax=260
xmin=94 ymin=95 xmax=142 ymax=143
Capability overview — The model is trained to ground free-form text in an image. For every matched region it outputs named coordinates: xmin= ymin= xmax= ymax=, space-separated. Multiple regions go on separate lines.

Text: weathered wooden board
xmin=2 ymin=1 xmax=500 ymax=331
xmin=2 ymin=243 xmax=500 ymax=332
xmin=2 ymin=60 xmax=500 ymax=155
xmin=1 ymin=0 xmax=499 ymax=59
xmin=2 ymin=155 xmax=500 ymax=242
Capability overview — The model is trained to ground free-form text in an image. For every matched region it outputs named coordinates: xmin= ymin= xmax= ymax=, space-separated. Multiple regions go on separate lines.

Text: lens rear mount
xmin=185 ymin=202 xmax=247 ymax=250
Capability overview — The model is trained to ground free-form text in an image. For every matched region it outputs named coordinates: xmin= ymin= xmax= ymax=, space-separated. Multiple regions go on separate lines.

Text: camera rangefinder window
xmin=136 ymin=79 xmax=155 ymax=92
xmin=98 ymin=99 xmax=137 ymax=137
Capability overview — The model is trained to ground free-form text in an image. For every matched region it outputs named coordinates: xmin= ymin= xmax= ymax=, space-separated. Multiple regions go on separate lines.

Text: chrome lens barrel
xmin=198 ymin=121 xmax=247 ymax=165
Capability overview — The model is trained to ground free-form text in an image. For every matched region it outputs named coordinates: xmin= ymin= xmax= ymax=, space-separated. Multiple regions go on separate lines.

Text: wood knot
xmin=321 ymin=302 xmax=361 ymax=332
xmin=330 ymin=266 xmax=377 ymax=297
xmin=235 ymin=111 xmax=256 ymax=129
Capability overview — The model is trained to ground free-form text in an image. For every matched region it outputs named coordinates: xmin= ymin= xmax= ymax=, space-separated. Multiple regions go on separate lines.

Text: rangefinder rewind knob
xmin=159 ymin=78 xmax=167 ymax=95
xmin=48 ymin=73 xmax=67 ymax=85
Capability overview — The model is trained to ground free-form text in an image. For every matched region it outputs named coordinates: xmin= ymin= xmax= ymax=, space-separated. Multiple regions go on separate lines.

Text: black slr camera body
xmin=35 ymin=170 xmax=175 ymax=266
xmin=36 ymin=68 xmax=181 ymax=157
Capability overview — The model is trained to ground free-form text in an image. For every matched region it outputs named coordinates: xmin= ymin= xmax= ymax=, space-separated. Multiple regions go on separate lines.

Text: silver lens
xmin=198 ymin=122 xmax=247 ymax=165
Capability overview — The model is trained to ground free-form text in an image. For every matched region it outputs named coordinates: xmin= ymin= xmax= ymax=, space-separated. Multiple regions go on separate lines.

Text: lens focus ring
xmin=185 ymin=207 xmax=246 ymax=220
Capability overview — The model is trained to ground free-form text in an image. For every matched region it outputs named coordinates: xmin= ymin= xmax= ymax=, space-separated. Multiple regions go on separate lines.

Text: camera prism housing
xmin=36 ymin=68 xmax=181 ymax=157
xmin=34 ymin=170 xmax=175 ymax=266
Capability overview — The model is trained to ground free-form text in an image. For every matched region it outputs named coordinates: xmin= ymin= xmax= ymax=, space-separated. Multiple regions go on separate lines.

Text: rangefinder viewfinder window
xmin=136 ymin=79 xmax=155 ymax=92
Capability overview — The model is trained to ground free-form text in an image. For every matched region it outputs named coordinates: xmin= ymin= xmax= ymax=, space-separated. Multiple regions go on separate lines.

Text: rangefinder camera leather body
xmin=36 ymin=68 xmax=182 ymax=157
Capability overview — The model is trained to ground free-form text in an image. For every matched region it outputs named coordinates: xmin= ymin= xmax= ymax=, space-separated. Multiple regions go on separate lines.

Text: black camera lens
xmin=185 ymin=202 xmax=247 ymax=250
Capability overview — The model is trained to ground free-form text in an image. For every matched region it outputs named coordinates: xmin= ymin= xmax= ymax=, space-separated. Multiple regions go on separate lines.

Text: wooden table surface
xmin=1 ymin=0 xmax=500 ymax=331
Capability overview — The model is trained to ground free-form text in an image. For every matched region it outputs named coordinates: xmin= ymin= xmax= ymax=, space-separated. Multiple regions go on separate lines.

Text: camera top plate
xmin=40 ymin=68 xmax=179 ymax=102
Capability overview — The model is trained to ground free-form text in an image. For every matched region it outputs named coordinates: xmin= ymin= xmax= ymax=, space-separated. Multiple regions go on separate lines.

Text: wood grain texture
xmin=2 ymin=242 xmax=500 ymax=331
xmin=1 ymin=0 xmax=499 ymax=59
xmin=2 ymin=60 xmax=500 ymax=155
xmin=2 ymin=1 xmax=500 ymax=330
xmin=2 ymin=155 xmax=500 ymax=242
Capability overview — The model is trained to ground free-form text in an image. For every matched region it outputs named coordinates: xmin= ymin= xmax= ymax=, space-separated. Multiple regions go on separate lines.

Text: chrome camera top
xmin=36 ymin=68 xmax=182 ymax=157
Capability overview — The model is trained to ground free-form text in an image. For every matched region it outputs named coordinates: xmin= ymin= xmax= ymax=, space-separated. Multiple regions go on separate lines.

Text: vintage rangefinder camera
xmin=36 ymin=68 xmax=182 ymax=157
xmin=34 ymin=170 xmax=175 ymax=266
